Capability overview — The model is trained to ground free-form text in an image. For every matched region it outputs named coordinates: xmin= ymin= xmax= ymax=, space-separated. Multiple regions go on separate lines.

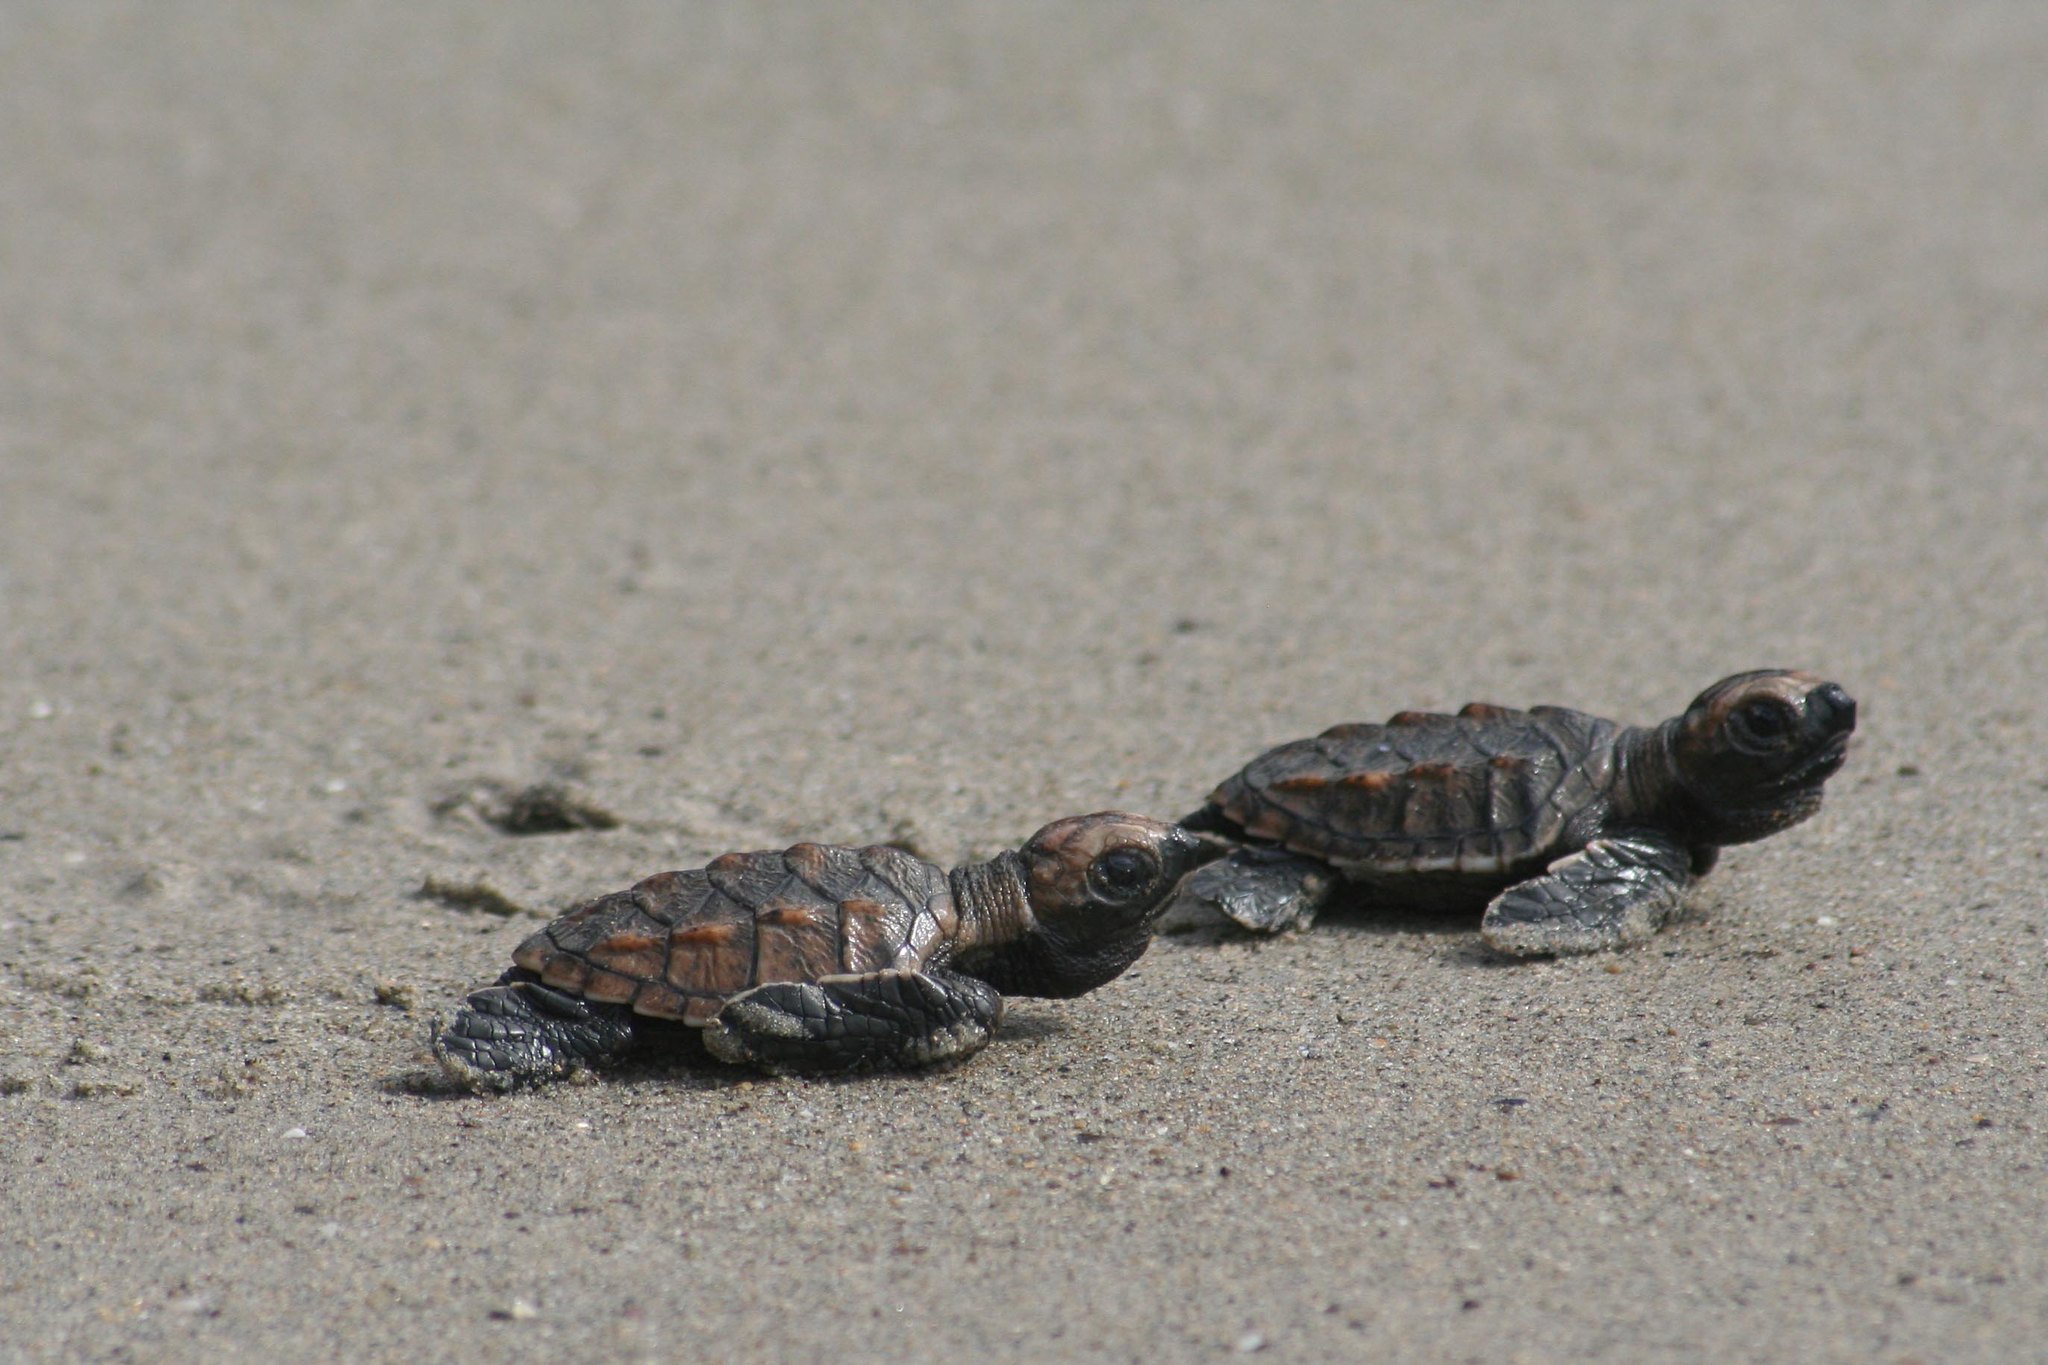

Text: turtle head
xmin=960 ymin=813 xmax=1211 ymax=999
xmin=1667 ymin=670 xmax=1857 ymax=845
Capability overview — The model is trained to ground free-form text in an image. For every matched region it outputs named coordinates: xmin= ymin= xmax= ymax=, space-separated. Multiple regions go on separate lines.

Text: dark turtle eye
xmin=1736 ymin=699 xmax=1795 ymax=744
xmin=1087 ymin=846 xmax=1161 ymax=903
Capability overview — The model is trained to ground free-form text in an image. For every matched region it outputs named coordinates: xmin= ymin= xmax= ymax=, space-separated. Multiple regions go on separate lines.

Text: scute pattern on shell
xmin=510 ymin=843 xmax=954 ymax=1026
xmin=1212 ymin=703 xmax=1622 ymax=874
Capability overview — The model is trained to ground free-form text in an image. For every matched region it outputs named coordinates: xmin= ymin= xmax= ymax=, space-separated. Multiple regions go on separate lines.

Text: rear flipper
xmin=1481 ymin=831 xmax=1692 ymax=956
xmin=434 ymin=970 xmax=639 ymax=1090
xmin=1174 ymin=846 xmax=1338 ymax=934
xmin=703 ymin=968 xmax=1003 ymax=1074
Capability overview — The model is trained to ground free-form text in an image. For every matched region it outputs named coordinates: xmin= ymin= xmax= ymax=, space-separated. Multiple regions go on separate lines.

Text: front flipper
xmin=434 ymin=971 xmax=639 ymax=1090
xmin=1480 ymin=832 xmax=1692 ymax=956
xmin=1175 ymin=846 xmax=1337 ymax=934
xmin=703 ymin=968 xmax=1003 ymax=1074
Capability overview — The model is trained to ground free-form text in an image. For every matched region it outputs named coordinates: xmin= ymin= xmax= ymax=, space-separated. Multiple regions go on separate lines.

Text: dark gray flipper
xmin=434 ymin=971 xmax=639 ymax=1090
xmin=1176 ymin=846 xmax=1338 ymax=934
xmin=1480 ymin=831 xmax=1692 ymax=956
xmin=703 ymin=968 xmax=1003 ymax=1073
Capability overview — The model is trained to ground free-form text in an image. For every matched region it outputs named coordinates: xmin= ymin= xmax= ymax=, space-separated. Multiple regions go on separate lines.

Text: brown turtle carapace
xmin=1179 ymin=670 xmax=1856 ymax=954
xmin=434 ymin=813 xmax=1211 ymax=1086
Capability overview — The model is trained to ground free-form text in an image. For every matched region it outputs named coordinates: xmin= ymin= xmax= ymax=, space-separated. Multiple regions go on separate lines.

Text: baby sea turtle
xmin=434 ymin=812 xmax=1209 ymax=1086
xmin=1179 ymin=670 xmax=1856 ymax=954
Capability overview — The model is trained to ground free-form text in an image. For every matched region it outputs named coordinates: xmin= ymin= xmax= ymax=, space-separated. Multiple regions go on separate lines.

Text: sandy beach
xmin=3 ymin=4 xmax=2045 ymax=1359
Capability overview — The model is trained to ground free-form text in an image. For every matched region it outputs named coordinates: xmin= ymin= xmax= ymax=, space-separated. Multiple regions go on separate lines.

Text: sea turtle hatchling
xmin=1178 ymin=670 xmax=1856 ymax=954
xmin=434 ymin=812 xmax=1210 ymax=1086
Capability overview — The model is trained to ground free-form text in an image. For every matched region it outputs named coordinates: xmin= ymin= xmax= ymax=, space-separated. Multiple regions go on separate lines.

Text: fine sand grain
xmin=3 ymin=5 xmax=2044 ymax=1361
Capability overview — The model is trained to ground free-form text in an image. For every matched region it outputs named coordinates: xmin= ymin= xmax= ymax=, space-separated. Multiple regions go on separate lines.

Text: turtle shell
xmin=1207 ymin=702 xmax=1623 ymax=878
xmin=510 ymin=843 xmax=955 ymax=1027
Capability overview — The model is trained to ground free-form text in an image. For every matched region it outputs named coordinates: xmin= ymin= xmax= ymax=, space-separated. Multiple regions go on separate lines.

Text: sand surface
xmin=3 ymin=5 xmax=2045 ymax=1360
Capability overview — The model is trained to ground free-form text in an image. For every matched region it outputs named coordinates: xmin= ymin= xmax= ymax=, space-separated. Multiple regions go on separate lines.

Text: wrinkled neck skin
xmin=945 ymin=852 xmax=1151 ymax=1000
xmin=948 ymin=852 xmax=1034 ymax=959
xmin=1611 ymin=722 xmax=1685 ymax=830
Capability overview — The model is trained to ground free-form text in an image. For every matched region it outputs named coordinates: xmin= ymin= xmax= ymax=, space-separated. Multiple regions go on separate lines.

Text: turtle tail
xmin=432 ymin=970 xmax=638 ymax=1090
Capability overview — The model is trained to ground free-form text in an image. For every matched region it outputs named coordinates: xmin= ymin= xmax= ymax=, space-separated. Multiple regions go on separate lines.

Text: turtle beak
xmin=1808 ymin=682 xmax=1857 ymax=738
xmin=1777 ymin=682 xmax=1856 ymax=790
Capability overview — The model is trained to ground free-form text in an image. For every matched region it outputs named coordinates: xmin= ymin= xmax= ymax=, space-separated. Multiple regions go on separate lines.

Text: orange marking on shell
xmin=667 ymin=920 xmax=753 ymax=994
xmin=1409 ymin=761 xmax=1458 ymax=781
xmin=597 ymin=932 xmax=661 ymax=955
xmin=783 ymin=843 xmax=833 ymax=879
xmin=1244 ymin=809 xmax=1292 ymax=839
xmin=1272 ymin=775 xmax=1330 ymax=793
xmin=1340 ymin=770 xmax=1396 ymax=791
xmin=1459 ymin=702 xmax=1514 ymax=720
xmin=511 ymin=940 xmax=550 ymax=975
xmin=632 ymin=983 xmax=686 ymax=1020
xmin=630 ymin=872 xmax=685 ymax=907
xmin=592 ymin=940 xmax=667 ymax=983
xmin=582 ymin=969 xmax=636 ymax=1004
xmin=758 ymin=901 xmax=815 ymax=928
xmin=682 ymin=996 xmax=724 ymax=1026
xmin=755 ymin=913 xmax=837 ymax=985
xmin=538 ymin=957 xmax=591 ymax=992
xmin=1490 ymin=753 xmax=1526 ymax=769
xmin=1388 ymin=710 xmax=1444 ymax=727
xmin=839 ymin=902 xmax=894 ymax=972
xmin=707 ymin=852 xmax=753 ymax=875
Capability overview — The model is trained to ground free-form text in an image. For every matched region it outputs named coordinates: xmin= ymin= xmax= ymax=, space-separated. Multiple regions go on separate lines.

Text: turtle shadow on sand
xmin=388 ymin=1008 xmax=1073 ymax=1097
xmin=978 ymin=1007 xmax=1068 ymax=1045
xmin=1161 ymin=885 xmax=1483 ymax=950
xmin=1160 ymin=878 xmax=1718 ymax=969
xmin=386 ymin=1030 xmax=753 ymax=1098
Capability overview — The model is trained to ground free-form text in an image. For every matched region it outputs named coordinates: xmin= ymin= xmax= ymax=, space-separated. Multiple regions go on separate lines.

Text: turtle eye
xmin=1735 ymin=699 xmax=1795 ymax=745
xmin=1087 ymin=846 xmax=1162 ymax=903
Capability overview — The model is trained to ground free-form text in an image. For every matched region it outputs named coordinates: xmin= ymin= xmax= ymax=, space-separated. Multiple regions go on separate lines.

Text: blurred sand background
xmin=2 ymin=4 xmax=2045 ymax=1360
